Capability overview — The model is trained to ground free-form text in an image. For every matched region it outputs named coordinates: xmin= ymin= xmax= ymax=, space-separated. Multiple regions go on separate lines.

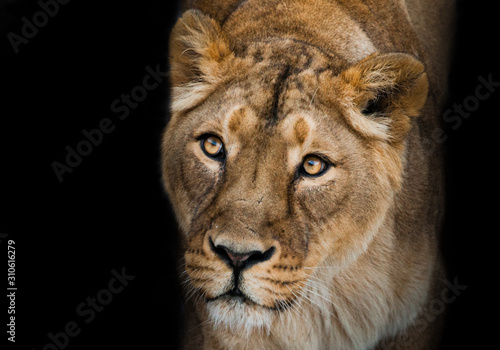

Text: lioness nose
xmin=210 ymin=239 xmax=275 ymax=269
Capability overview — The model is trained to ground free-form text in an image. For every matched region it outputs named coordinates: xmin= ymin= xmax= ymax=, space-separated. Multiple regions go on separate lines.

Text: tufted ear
xmin=169 ymin=10 xmax=234 ymax=112
xmin=334 ymin=53 xmax=428 ymax=142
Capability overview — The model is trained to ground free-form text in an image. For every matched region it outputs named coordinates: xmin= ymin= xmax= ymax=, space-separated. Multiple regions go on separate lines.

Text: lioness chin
xmin=162 ymin=0 xmax=454 ymax=349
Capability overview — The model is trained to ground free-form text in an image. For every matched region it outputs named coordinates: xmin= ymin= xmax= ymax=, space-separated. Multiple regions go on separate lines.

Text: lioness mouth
xmin=207 ymin=293 xmax=258 ymax=307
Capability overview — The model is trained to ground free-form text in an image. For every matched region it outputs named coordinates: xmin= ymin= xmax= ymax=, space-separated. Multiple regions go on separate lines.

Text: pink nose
xmin=224 ymin=249 xmax=253 ymax=266
xmin=209 ymin=238 xmax=276 ymax=269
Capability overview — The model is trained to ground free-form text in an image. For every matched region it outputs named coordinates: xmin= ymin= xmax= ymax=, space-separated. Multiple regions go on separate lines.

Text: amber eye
xmin=301 ymin=155 xmax=328 ymax=177
xmin=200 ymin=135 xmax=225 ymax=160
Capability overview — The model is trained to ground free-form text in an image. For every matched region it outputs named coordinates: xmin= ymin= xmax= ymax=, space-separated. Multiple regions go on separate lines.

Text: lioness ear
xmin=169 ymin=10 xmax=233 ymax=112
xmin=337 ymin=53 xmax=428 ymax=142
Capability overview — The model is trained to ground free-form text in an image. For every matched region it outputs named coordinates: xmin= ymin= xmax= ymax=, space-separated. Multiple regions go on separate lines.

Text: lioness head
xmin=162 ymin=10 xmax=428 ymax=333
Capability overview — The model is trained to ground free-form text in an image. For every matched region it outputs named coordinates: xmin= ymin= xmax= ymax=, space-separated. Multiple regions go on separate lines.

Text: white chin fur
xmin=206 ymin=296 xmax=274 ymax=335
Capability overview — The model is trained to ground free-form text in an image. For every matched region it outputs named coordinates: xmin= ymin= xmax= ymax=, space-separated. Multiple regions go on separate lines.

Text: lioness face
xmin=162 ymin=11 xmax=428 ymax=332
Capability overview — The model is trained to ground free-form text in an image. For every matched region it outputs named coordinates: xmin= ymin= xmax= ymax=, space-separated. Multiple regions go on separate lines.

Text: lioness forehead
xmin=222 ymin=104 xmax=314 ymax=146
xmin=232 ymin=40 xmax=345 ymax=125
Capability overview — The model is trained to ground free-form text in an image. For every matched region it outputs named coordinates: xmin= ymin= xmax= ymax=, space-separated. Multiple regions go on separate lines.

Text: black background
xmin=1 ymin=0 xmax=498 ymax=349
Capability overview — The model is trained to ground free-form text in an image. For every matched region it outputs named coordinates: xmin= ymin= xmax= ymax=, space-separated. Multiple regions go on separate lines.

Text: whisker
xmin=288 ymin=287 xmax=317 ymax=333
xmin=303 ymin=279 xmax=340 ymax=310
xmin=308 ymin=84 xmax=320 ymax=108
xmin=188 ymin=313 xmax=213 ymax=333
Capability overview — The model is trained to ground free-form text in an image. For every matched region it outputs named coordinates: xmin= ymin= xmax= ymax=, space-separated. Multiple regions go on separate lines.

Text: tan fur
xmin=162 ymin=1 xmax=453 ymax=349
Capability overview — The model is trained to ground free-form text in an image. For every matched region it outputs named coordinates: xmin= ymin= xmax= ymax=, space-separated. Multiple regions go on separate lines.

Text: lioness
xmin=161 ymin=0 xmax=454 ymax=348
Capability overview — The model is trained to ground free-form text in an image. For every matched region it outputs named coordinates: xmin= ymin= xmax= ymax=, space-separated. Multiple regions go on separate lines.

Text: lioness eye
xmin=201 ymin=135 xmax=225 ymax=160
xmin=301 ymin=155 xmax=328 ymax=176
